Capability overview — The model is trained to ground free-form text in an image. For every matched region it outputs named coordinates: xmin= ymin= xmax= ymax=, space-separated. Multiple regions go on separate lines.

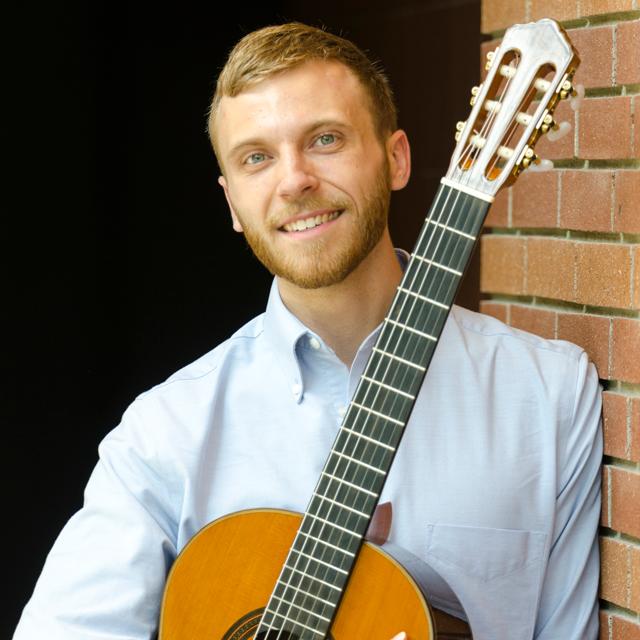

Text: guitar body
xmin=160 ymin=509 xmax=436 ymax=639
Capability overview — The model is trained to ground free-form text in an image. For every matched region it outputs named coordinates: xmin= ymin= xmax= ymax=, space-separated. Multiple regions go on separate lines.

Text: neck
xmin=277 ymin=231 xmax=402 ymax=366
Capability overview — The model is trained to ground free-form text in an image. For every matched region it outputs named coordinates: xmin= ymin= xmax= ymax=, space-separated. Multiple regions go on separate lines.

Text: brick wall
xmin=479 ymin=2 xmax=640 ymax=637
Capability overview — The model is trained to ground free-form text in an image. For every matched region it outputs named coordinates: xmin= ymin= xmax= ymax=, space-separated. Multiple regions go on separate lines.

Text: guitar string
xmin=263 ymin=60 xmax=518 ymax=637
xmin=262 ymin=53 xmax=522 ymax=639
xmin=261 ymin=64 xmax=512 ymax=639
xmin=260 ymin=183 xmax=460 ymax=640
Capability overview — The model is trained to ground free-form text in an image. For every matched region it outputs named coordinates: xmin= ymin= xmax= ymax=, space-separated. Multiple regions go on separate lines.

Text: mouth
xmin=280 ymin=210 xmax=343 ymax=233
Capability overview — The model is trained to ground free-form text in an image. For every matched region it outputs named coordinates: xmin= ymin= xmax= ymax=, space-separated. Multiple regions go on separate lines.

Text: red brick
xmin=580 ymin=0 xmax=635 ymax=17
xmin=613 ymin=171 xmax=640 ymax=234
xmin=631 ymin=544 xmax=640 ymax=612
xmin=560 ymin=170 xmax=613 ymax=232
xmin=510 ymin=304 xmax=556 ymax=338
xmin=479 ymin=300 xmax=509 ymax=323
xmin=530 ymin=0 xmax=580 ymax=21
xmin=481 ymin=0 xmax=527 ymax=34
xmin=602 ymin=465 xmax=611 ymax=527
xmin=557 ymin=312 xmax=610 ymax=376
xmin=603 ymin=392 xmax=629 ymax=458
xmin=574 ymin=243 xmax=633 ymax=309
xmin=634 ymin=96 xmax=639 ymax=157
xmin=480 ymin=235 xmax=526 ymax=295
xmin=535 ymin=98 xmax=576 ymax=160
xmin=579 ymin=96 xmax=634 ymax=159
xmin=635 ymin=246 xmax=640 ymax=310
xmin=611 ymin=318 xmax=640 ymax=384
xmin=611 ymin=614 xmax=640 ymax=640
xmin=600 ymin=536 xmax=630 ymax=607
xmin=569 ymin=26 xmax=614 ymax=88
xmin=610 ymin=465 xmax=640 ymax=538
xmin=526 ymin=237 xmax=575 ymax=301
xmin=616 ymin=20 xmax=640 ymax=85
xmin=512 ymin=171 xmax=558 ymax=228
xmin=632 ymin=398 xmax=640 ymax=463
xmin=485 ymin=187 xmax=509 ymax=228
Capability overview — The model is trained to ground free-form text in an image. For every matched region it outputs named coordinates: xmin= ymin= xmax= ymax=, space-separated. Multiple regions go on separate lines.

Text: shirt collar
xmin=261 ymin=248 xmax=410 ymax=403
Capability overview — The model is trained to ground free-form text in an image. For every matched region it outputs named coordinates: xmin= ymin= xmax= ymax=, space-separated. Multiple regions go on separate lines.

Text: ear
xmin=218 ymin=175 xmax=244 ymax=233
xmin=386 ymin=130 xmax=411 ymax=191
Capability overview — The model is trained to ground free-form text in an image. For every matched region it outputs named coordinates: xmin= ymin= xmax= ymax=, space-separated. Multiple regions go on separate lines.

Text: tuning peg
xmin=529 ymin=158 xmax=555 ymax=172
xmin=454 ymin=121 xmax=466 ymax=142
xmin=485 ymin=49 xmax=496 ymax=71
xmin=540 ymin=113 xmax=556 ymax=134
xmin=470 ymin=84 xmax=482 ymax=106
xmin=570 ymin=83 xmax=585 ymax=111
xmin=547 ymin=120 xmax=572 ymax=141
xmin=520 ymin=147 xmax=538 ymax=169
xmin=559 ymin=79 xmax=574 ymax=100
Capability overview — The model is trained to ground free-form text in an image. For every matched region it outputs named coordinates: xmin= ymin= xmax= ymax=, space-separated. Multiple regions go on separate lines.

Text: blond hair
xmin=207 ymin=22 xmax=397 ymax=162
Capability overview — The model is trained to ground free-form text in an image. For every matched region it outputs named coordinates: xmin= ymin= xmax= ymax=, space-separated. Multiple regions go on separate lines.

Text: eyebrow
xmin=226 ymin=119 xmax=353 ymax=160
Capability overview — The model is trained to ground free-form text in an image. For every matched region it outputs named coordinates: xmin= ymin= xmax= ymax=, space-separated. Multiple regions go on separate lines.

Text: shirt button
xmin=292 ymin=383 xmax=302 ymax=396
xmin=337 ymin=406 xmax=347 ymax=418
xmin=308 ymin=336 xmax=321 ymax=350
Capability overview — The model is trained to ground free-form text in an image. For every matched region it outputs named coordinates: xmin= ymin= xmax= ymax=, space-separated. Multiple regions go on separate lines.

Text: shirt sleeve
xmin=13 ymin=403 xmax=178 ymax=640
xmin=534 ymin=350 xmax=603 ymax=639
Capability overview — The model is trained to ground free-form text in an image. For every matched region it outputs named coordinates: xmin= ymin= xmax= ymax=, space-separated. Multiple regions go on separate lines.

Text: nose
xmin=276 ymin=149 xmax=319 ymax=200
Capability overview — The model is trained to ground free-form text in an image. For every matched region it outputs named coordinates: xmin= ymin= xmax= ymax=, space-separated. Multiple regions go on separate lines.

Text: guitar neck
xmin=258 ymin=180 xmax=492 ymax=637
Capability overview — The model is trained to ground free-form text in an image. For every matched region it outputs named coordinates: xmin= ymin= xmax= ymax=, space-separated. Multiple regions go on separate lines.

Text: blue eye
xmin=246 ymin=152 xmax=266 ymax=165
xmin=317 ymin=134 xmax=336 ymax=146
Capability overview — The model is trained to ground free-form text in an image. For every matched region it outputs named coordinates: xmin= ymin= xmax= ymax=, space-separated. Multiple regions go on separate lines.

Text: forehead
xmin=215 ymin=60 xmax=375 ymax=154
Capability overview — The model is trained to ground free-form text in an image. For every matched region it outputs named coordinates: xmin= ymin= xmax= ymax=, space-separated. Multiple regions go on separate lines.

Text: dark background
xmin=4 ymin=1 xmax=481 ymax=634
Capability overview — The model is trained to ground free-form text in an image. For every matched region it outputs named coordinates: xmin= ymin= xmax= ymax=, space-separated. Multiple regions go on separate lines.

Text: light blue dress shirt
xmin=15 ymin=269 xmax=602 ymax=640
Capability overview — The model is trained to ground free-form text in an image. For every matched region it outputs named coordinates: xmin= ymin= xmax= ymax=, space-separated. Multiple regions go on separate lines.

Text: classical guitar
xmin=159 ymin=19 xmax=579 ymax=640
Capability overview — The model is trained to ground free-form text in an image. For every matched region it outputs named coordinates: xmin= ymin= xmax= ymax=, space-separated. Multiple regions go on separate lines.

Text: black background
xmin=4 ymin=1 xmax=481 ymax=634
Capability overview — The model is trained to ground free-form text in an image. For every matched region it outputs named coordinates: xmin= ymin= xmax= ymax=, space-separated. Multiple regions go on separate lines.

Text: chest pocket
xmin=424 ymin=524 xmax=547 ymax=640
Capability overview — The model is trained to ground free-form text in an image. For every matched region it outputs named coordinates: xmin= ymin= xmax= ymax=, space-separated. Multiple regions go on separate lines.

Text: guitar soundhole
xmin=221 ymin=607 xmax=333 ymax=640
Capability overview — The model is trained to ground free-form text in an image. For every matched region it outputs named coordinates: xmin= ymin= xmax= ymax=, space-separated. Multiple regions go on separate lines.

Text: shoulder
xmin=448 ymin=304 xmax=585 ymax=364
xmin=138 ymin=312 xmax=267 ymax=399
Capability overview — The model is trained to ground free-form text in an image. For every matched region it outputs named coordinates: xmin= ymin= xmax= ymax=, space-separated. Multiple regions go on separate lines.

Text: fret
xmin=385 ymin=316 xmax=438 ymax=341
xmin=304 ymin=512 xmax=361 ymax=538
xmin=350 ymin=401 xmax=405 ymax=426
xmin=312 ymin=492 xmax=369 ymax=519
xmin=270 ymin=594 xmax=332 ymax=623
xmin=396 ymin=287 xmax=449 ymax=310
xmin=274 ymin=581 xmax=338 ymax=608
xmin=297 ymin=529 xmax=356 ymax=556
xmin=257 ymin=185 xmax=492 ymax=640
xmin=361 ymin=375 xmax=415 ymax=400
xmin=320 ymin=470 xmax=379 ymax=497
xmin=331 ymin=450 xmax=387 ymax=474
xmin=427 ymin=217 xmax=476 ymax=241
xmin=339 ymin=425 xmax=395 ymax=451
xmin=259 ymin=611 xmax=325 ymax=637
xmin=412 ymin=254 xmax=462 ymax=276
xmin=290 ymin=548 xmax=349 ymax=574
xmin=281 ymin=565 xmax=343 ymax=592
xmin=372 ymin=347 xmax=426 ymax=371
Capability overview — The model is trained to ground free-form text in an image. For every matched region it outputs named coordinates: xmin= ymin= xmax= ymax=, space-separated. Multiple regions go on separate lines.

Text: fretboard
xmin=257 ymin=181 xmax=491 ymax=639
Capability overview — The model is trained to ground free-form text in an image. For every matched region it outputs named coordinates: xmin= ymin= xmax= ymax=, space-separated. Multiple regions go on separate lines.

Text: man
xmin=14 ymin=22 xmax=602 ymax=639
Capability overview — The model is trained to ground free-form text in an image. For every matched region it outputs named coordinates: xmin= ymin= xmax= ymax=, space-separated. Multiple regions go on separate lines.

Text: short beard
xmin=237 ymin=169 xmax=392 ymax=289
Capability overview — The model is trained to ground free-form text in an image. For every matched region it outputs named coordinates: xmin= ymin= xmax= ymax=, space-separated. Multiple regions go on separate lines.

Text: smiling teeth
xmin=283 ymin=211 xmax=341 ymax=232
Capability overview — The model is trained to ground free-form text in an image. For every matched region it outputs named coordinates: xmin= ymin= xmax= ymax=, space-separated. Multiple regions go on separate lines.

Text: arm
xmin=13 ymin=405 xmax=177 ymax=640
xmin=534 ymin=351 xmax=603 ymax=639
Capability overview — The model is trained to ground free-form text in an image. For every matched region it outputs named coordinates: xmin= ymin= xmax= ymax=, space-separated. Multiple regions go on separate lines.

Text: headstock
xmin=444 ymin=19 xmax=580 ymax=200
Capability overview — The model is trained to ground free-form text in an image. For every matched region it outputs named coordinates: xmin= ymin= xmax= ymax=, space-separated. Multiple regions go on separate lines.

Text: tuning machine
xmin=470 ymin=84 xmax=483 ymax=106
xmin=454 ymin=120 xmax=466 ymax=142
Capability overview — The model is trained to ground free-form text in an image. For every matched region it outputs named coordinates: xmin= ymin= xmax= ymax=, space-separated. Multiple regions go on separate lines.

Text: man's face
xmin=214 ymin=60 xmax=397 ymax=289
